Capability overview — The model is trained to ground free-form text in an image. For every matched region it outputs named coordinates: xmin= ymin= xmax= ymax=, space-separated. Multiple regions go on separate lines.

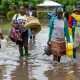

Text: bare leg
xmin=58 ymin=56 xmax=61 ymax=62
xmin=73 ymin=48 xmax=76 ymax=58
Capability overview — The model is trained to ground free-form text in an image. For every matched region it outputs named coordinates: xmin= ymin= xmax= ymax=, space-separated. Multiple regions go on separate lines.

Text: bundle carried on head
xmin=24 ymin=16 xmax=41 ymax=35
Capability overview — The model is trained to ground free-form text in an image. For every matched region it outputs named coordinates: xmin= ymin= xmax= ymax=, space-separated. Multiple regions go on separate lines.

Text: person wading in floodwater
xmin=48 ymin=7 xmax=70 ymax=63
xmin=11 ymin=6 xmax=29 ymax=56
xmin=68 ymin=1 xmax=80 ymax=59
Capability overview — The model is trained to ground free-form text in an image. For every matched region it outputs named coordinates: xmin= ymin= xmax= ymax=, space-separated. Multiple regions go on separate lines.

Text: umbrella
xmin=38 ymin=0 xmax=61 ymax=7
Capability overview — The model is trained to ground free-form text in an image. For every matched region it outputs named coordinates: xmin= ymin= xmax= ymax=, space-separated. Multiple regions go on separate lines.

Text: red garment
xmin=9 ymin=27 xmax=22 ymax=42
xmin=68 ymin=15 xmax=74 ymax=28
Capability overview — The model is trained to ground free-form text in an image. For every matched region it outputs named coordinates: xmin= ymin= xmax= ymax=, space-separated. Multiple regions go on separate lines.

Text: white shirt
xmin=51 ymin=19 xmax=65 ymax=40
xmin=12 ymin=14 xmax=27 ymax=32
xmin=12 ymin=14 xmax=27 ymax=25
xmin=29 ymin=11 xmax=32 ymax=16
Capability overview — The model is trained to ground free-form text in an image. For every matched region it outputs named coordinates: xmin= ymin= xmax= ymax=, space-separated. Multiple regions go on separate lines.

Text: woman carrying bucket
xmin=48 ymin=7 xmax=70 ymax=62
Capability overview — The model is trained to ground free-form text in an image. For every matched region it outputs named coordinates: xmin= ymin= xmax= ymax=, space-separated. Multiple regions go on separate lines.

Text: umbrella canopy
xmin=38 ymin=0 xmax=61 ymax=6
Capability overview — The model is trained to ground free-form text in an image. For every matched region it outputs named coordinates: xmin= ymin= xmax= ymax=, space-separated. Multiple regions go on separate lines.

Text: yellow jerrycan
xmin=66 ymin=43 xmax=73 ymax=57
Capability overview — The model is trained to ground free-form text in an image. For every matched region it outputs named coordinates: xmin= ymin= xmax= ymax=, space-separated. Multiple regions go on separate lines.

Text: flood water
xmin=0 ymin=20 xmax=80 ymax=80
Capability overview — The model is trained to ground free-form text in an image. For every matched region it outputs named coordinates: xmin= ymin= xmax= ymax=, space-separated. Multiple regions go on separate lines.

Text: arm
xmin=11 ymin=14 xmax=16 ymax=27
xmin=64 ymin=18 xmax=70 ymax=42
xmin=11 ymin=14 xmax=19 ymax=28
xmin=48 ymin=16 xmax=55 ymax=40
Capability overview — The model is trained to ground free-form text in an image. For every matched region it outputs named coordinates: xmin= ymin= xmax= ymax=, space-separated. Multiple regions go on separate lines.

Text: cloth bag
xmin=9 ymin=27 xmax=22 ymax=42
xmin=24 ymin=16 xmax=41 ymax=34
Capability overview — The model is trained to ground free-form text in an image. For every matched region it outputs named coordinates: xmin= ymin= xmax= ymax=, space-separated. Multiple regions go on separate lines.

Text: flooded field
xmin=0 ymin=20 xmax=80 ymax=80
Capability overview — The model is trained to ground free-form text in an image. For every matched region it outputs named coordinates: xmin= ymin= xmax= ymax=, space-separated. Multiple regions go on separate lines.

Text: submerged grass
xmin=0 ymin=19 xmax=48 ymax=35
xmin=0 ymin=21 xmax=11 ymax=35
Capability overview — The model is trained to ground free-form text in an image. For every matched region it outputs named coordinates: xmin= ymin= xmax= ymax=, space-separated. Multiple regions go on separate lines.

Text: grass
xmin=0 ymin=21 xmax=11 ymax=35
xmin=0 ymin=19 xmax=48 ymax=35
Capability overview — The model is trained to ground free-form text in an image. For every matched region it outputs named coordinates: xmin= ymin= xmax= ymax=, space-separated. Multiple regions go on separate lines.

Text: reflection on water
xmin=11 ymin=59 xmax=29 ymax=80
xmin=0 ymin=66 xmax=4 ymax=80
xmin=44 ymin=66 xmax=80 ymax=80
xmin=0 ymin=27 xmax=80 ymax=80
xmin=2 ymin=65 xmax=17 ymax=80
xmin=44 ymin=68 xmax=67 ymax=80
xmin=28 ymin=40 xmax=36 ymax=51
xmin=66 ymin=70 xmax=74 ymax=80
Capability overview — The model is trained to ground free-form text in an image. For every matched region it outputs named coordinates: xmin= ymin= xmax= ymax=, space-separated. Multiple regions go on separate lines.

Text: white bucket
xmin=1 ymin=39 xmax=7 ymax=50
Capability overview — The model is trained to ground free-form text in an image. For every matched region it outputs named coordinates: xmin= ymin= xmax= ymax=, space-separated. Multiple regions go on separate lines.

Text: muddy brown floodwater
xmin=0 ymin=27 xmax=80 ymax=80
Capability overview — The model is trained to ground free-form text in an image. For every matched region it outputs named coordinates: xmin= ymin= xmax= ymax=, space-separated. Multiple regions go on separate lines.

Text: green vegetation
xmin=0 ymin=22 xmax=11 ymax=34
xmin=54 ymin=0 xmax=79 ymax=13
xmin=0 ymin=0 xmax=44 ymax=16
xmin=0 ymin=19 xmax=48 ymax=35
xmin=0 ymin=0 xmax=79 ymax=18
xmin=38 ymin=11 xmax=49 ymax=19
xmin=7 ymin=11 xmax=16 ymax=21
xmin=0 ymin=0 xmax=79 ymax=34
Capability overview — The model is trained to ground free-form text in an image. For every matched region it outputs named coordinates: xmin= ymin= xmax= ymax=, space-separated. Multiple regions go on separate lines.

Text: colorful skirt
xmin=51 ymin=39 xmax=66 ymax=56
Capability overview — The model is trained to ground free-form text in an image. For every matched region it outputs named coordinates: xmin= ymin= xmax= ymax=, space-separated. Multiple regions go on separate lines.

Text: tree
xmin=1 ymin=0 xmax=79 ymax=16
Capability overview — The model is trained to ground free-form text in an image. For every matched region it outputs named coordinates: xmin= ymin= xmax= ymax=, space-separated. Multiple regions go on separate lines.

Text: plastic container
xmin=1 ymin=39 xmax=7 ymax=50
xmin=66 ymin=43 xmax=73 ymax=57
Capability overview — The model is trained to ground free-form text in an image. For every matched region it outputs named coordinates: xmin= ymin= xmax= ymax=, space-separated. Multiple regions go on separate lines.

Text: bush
xmin=66 ymin=5 xmax=74 ymax=14
xmin=38 ymin=11 xmax=49 ymax=19
xmin=7 ymin=11 xmax=16 ymax=21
